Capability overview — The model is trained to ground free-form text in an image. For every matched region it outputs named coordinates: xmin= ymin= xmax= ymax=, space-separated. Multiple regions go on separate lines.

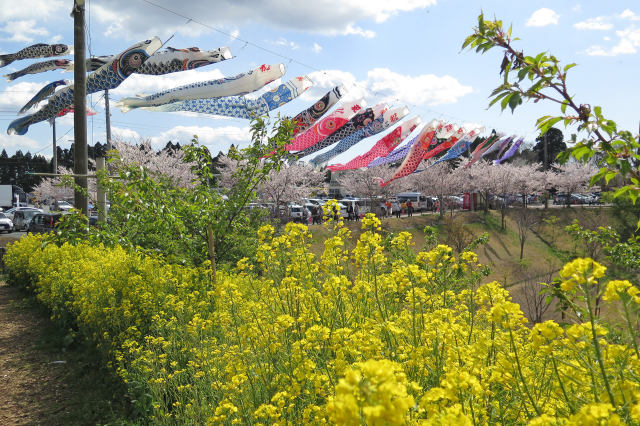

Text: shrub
xmin=5 ymin=215 xmax=640 ymax=424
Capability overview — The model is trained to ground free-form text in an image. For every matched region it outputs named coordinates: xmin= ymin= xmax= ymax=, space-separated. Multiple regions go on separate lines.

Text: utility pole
xmin=51 ymin=119 xmax=57 ymax=174
xmin=96 ymin=157 xmax=107 ymax=223
xmin=72 ymin=0 xmax=88 ymax=215
xmin=105 ymin=88 xmax=112 ymax=152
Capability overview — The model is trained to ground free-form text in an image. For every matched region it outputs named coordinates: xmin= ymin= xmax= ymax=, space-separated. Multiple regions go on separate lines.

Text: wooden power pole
xmin=73 ymin=0 xmax=88 ymax=216
xmin=52 ymin=118 xmax=57 ymax=174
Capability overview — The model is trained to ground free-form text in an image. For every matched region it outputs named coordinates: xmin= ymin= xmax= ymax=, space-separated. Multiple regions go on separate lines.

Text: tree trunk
xmin=520 ymin=237 xmax=525 ymax=260
xmin=207 ymin=225 xmax=217 ymax=286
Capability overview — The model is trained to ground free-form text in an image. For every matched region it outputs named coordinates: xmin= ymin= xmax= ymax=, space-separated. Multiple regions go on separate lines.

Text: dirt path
xmin=0 ymin=233 xmax=129 ymax=424
xmin=0 ymin=280 xmax=78 ymax=425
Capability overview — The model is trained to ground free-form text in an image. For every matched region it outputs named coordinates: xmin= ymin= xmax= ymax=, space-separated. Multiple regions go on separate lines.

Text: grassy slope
xmin=308 ymin=205 xmax=620 ymax=323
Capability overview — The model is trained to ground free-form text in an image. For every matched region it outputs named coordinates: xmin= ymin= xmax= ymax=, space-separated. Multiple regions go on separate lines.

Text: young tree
xmin=512 ymin=206 xmax=539 ymax=260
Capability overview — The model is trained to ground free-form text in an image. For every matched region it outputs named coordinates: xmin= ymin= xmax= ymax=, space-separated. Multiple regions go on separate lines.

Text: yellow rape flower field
xmin=5 ymin=202 xmax=640 ymax=424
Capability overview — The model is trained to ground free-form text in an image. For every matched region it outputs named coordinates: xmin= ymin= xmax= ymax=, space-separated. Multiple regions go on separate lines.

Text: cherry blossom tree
xmin=510 ymin=161 xmax=546 ymax=208
xmin=32 ymin=166 xmax=98 ymax=206
xmin=549 ymin=162 xmax=598 ymax=207
xmin=110 ymin=137 xmax=197 ymax=188
xmin=259 ymin=162 xmax=325 ymax=213
xmin=336 ymin=166 xmax=402 ymax=215
xmin=33 ymin=138 xmax=198 ymax=206
xmin=408 ymin=161 xmax=465 ymax=217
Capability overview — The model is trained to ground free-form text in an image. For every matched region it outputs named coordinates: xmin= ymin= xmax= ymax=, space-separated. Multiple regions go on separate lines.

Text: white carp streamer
xmin=143 ymin=76 xmax=313 ymax=119
xmin=117 ymin=63 xmax=285 ymax=113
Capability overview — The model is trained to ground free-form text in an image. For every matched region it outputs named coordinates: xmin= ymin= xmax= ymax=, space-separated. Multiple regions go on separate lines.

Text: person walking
xmin=400 ymin=201 xmax=407 ymax=217
xmin=346 ymin=203 xmax=354 ymax=221
xmin=354 ymin=203 xmax=360 ymax=221
xmin=384 ymin=200 xmax=392 ymax=218
xmin=406 ymin=200 xmax=413 ymax=217
xmin=392 ymin=199 xmax=401 ymax=218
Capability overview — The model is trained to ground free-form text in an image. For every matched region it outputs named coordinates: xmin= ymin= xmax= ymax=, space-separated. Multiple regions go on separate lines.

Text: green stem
xmin=622 ymin=298 xmax=640 ymax=359
xmin=551 ymin=353 xmax=575 ymax=414
xmin=583 ymin=282 xmax=616 ymax=405
xmin=508 ymin=328 xmax=541 ymax=416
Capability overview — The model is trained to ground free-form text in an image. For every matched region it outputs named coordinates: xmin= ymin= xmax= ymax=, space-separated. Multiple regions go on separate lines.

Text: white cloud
xmin=343 ymin=25 xmax=376 ymax=38
xmin=111 ymin=126 xmax=142 ymax=141
xmin=229 ymin=29 xmax=240 ymax=42
xmin=526 ymin=8 xmax=560 ymax=27
xmin=88 ymin=0 xmax=437 ymax=40
xmin=148 ymin=125 xmax=251 ymax=152
xmin=0 ymin=1 xmax=66 ymax=21
xmin=271 ymin=37 xmax=299 ymax=50
xmin=586 ymin=26 xmax=640 ymax=56
xmin=366 ymin=68 xmax=472 ymax=106
xmin=301 ymin=70 xmax=369 ymax=104
xmin=0 ymin=81 xmax=44 ymax=110
xmin=620 ymin=9 xmax=640 ymax=21
xmin=312 ymin=42 xmax=323 ymax=53
xmin=572 ymin=4 xmax=582 ymax=13
xmin=0 ymin=20 xmax=49 ymax=43
xmin=0 ymin=134 xmax=43 ymax=153
xmin=300 ymin=68 xmax=472 ymax=108
xmin=574 ymin=17 xmax=612 ymax=31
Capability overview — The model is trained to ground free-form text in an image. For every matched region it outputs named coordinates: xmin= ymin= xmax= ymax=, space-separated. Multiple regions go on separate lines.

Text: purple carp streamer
xmin=0 ymin=43 xmax=72 ymax=68
xmin=493 ymin=137 xmax=524 ymax=164
xmin=8 ymin=38 xmax=162 ymax=136
xmin=143 ymin=76 xmax=313 ymax=119
xmin=414 ymin=127 xmax=484 ymax=173
xmin=4 ymin=59 xmax=71 ymax=82
xmin=310 ymin=106 xmax=409 ymax=167
xmin=81 ymin=46 xmax=232 ymax=74
xmin=117 ymin=63 xmax=285 ymax=112
xmin=481 ymin=135 xmax=513 ymax=158
xmin=291 ymin=85 xmax=345 ymax=136
xmin=18 ymin=79 xmax=70 ymax=114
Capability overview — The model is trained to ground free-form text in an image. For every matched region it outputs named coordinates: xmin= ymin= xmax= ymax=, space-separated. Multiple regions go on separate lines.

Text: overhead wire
xmin=135 ymin=0 xmax=531 ymax=141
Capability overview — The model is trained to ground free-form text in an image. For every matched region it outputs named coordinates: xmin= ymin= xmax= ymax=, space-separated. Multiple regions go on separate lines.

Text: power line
xmin=139 ymin=0 xmax=324 ymax=73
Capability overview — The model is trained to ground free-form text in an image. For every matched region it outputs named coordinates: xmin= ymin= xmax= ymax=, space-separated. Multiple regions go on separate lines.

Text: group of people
xmin=382 ymin=199 xmax=414 ymax=218
xmin=345 ymin=203 xmax=360 ymax=221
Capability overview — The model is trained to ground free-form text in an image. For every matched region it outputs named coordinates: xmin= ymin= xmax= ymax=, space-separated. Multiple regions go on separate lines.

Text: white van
xmin=395 ymin=192 xmax=432 ymax=212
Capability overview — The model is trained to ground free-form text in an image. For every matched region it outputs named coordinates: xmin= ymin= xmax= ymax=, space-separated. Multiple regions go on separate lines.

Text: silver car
xmin=12 ymin=209 xmax=42 ymax=231
xmin=0 ymin=212 xmax=13 ymax=233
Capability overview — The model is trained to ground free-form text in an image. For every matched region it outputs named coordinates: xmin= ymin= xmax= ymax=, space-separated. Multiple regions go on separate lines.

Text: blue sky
xmin=1 ymin=0 xmax=638 ymax=166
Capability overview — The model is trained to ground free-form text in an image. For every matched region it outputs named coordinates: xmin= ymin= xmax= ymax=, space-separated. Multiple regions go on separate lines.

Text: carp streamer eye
xmin=128 ymin=53 xmax=142 ymax=68
xmin=314 ymin=101 xmax=326 ymax=111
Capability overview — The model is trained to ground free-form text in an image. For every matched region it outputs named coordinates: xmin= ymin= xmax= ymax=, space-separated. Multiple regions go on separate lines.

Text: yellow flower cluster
xmin=4 ymin=216 xmax=640 ymax=425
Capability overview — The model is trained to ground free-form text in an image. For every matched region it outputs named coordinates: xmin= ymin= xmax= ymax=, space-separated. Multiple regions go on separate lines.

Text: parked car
xmin=2 ymin=206 xmax=40 ymax=221
xmin=28 ymin=213 xmax=62 ymax=233
xmin=553 ymin=193 xmax=569 ymax=205
xmin=51 ymin=200 xmax=73 ymax=212
xmin=12 ymin=209 xmax=42 ymax=231
xmin=0 ymin=212 xmax=13 ymax=233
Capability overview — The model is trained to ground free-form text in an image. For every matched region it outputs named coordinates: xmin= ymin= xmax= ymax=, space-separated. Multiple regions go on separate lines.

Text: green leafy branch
xmin=463 ymin=13 xmax=640 ymax=206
